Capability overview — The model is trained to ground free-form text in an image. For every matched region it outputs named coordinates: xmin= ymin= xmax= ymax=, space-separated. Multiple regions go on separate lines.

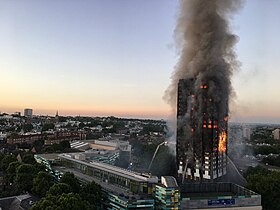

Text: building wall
xmin=176 ymin=79 xmax=228 ymax=182
xmin=7 ymin=134 xmax=42 ymax=144
xmin=105 ymin=192 xmax=154 ymax=210
xmin=59 ymin=157 xmax=151 ymax=194
xmin=242 ymin=128 xmax=251 ymax=140
xmin=155 ymin=185 xmax=180 ymax=210
xmin=180 ymin=183 xmax=261 ymax=210
xmin=24 ymin=108 xmax=33 ymax=118
xmin=181 ymin=196 xmax=261 ymax=210
xmin=273 ymin=128 xmax=280 ymax=140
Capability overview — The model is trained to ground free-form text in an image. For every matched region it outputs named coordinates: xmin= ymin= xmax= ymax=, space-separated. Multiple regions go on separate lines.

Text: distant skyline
xmin=1 ymin=0 xmax=280 ymax=123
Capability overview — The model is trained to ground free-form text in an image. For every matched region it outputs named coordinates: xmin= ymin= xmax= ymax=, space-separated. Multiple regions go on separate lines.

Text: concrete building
xmin=155 ymin=176 xmax=180 ymax=209
xmin=44 ymin=131 xmax=84 ymax=145
xmin=34 ymin=153 xmax=261 ymax=210
xmin=23 ymin=108 xmax=33 ymax=118
xmin=0 ymin=194 xmax=38 ymax=210
xmin=34 ymin=153 xmax=158 ymax=209
xmin=0 ymin=132 xmax=7 ymax=142
xmin=6 ymin=131 xmax=83 ymax=145
xmin=70 ymin=141 xmax=90 ymax=151
xmin=7 ymin=133 xmax=42 ymax=145
xmin=180 ymin=182 xmax=261 ymax=210
xmin=242 ymin=127 xmax=251 ymax=140
xmin=105 ymin=192 xmax=155 ymax=209
xmin=272 ymin=128 xmax=280 ymax=140
xmin=176 ymin=79 xmax=228 ymax=183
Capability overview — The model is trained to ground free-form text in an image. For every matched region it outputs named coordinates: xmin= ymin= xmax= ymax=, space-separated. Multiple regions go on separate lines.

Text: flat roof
xmin=58 ymin=154 xmax=150 ymax=182
xmin=180 ymin=182 xmax=260 ymax=199
xmin=70 ymin=141 xmax=89 ymax=148
xmin=35 ymin=153 xmax=60 ymax=160
xmin=53 ymin=166 xmax=152 ymax=201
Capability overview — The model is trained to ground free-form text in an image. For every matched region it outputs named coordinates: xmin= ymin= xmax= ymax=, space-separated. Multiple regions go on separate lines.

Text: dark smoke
xmin=164 ymin=0 xmax=243 ymax=116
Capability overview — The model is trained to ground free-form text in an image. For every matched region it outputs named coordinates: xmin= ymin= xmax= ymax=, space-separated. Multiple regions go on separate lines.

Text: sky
xmin=0 ymin=0 xmax=279 ymax=123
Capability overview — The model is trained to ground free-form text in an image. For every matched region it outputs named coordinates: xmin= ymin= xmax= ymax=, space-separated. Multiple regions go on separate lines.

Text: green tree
xmin=262 ymin=155 xmax=280 ymax=167
xmin=34 ymin=162 xmax=47 ymax=173
xmin=0 ymin=154 xmax=17 ymax=171
xmin=32 ymin=139 xmax=44 ymax=148
xmin=139 ymin=123 xmax=165 ymax=135
xmin=59 ymin=140 xmax=70 ymax=150
xmin=6 ymin=161 xmax=21 ymax=184
xmin=22 ymin=154 xmax=36 ymax=165
xmin=47 ymin=183 xmax=72 ymax=196
xmin=30 ymin=193 xmax=90 ymax=210
xmin=245 ymin=166 xmax=280 ymax=210
xmin=80 ymin=181 xmax=101 ymax=208
xmin=78 ymin=122 xmax=85 ymax=128
xmin=15 ymin=164 xmax=36 ymax=192
xmin=32 ymin=172 xmax=54 ymax=197
xmin=60 ymin=172 xmax=80 ymax=193
xmin=42 ymin=146 xmax=55 ymax=153
xmin=23 ymin=123 xmax=33 ymax=133
xmin=42 ymin=123 xmax=55 ymax=132
xmin=52 ymin=143 xmax=63 ymax=151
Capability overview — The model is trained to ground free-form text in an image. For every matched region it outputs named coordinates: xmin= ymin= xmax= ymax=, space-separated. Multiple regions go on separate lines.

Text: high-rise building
xmin=242 ymin=127 xmax=251 ymax=140
xmin=24 ymin=108 xmax=33 ymax=118
xmin=272 ymin=128 xmax=280 ymax=140
xmin=176 ymin=79 xmax=228 ymax=182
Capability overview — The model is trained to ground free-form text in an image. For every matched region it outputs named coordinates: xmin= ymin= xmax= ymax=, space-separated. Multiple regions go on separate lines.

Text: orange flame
xmin=218 ymin=131 xmax=226 ymax=152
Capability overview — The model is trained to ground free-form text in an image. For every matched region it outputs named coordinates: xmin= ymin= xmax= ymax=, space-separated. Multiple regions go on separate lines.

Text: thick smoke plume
xmin=164 ymin=0 xmax=243 ymax=115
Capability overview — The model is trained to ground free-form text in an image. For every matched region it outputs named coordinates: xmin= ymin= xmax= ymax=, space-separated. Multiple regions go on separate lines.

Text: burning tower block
xmin=176 ymin=79 xmax=228 ymax=182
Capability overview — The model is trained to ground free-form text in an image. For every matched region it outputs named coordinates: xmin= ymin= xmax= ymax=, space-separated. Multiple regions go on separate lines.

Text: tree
xmin=262 ymin=155 xmax=280 ymax=167
xmin=32 ymin=171 xmax=54 ymax=197
xmin=60 ymin=172 xmax=80 ymax=193
xmin=78 ymin=122 xmax=85 ymax=128
xmin=42 ymin=146 xmax=55 ymax=153
xmin=139 ymin=123 xmax=165 ymax=135
xmin=42 ymin=123 xmax=55 ymax=132
xmin=30 ymin=193 xmax=90 ymax=210
xmin=22 ymin=154 xmax=36 ymax=165
xmin=34 ymin=162 xmax=47 ymax=173
xmin=0 ymin=154 xmax=17 ymax=171
xmin=47 ymin=183 xmax=72 ymax=196
xmin=59 ymin=140 xmax=70 ymax=150
xmin=15 ymin=164 xmax=36 ymax=192
xmin=80 ymin=181 xmax=101 ymax=208
xmin=32 ymin=139 xmax=44 ymax=148
xmin=23 ymin=123 xmax=33 ymax=133
xmin=52 ymin=143 xmax=63 ymax=152
xmin=6 ymin=161 xmax=21 ymax=184
xmin=245 ymin=166 xmax=280 ymax=210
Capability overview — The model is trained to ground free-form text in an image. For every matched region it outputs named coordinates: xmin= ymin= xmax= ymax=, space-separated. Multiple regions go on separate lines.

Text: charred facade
xmin=176 ymin=79 xmax=228 ymax=182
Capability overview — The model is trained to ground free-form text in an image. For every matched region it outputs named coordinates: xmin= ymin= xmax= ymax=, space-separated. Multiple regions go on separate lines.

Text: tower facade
xmin=24 ymin=108 xmax=33 ymax=118
xmin=176 ymin=79 xmax=228 ymax=183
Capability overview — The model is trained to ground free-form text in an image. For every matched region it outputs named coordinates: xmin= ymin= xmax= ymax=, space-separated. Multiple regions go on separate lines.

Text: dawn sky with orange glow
xmin=1 ymin=0 xmax=280 ymax=123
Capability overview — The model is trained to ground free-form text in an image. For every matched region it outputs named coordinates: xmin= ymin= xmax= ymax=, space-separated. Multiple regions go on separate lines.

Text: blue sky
xmin=232 ymin=0 xmax=280 ymax=123
xmin=0 ymin=0 xmax=279 ymax=123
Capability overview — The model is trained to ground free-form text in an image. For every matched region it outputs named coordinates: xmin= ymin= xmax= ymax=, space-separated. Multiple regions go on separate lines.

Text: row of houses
xmin=6 ymin=131 xmax=85 ymax=145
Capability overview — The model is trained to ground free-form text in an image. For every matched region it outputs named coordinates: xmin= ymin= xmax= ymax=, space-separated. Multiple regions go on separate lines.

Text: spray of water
xmin=227 ymin=155 xmax=248 ymax=185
